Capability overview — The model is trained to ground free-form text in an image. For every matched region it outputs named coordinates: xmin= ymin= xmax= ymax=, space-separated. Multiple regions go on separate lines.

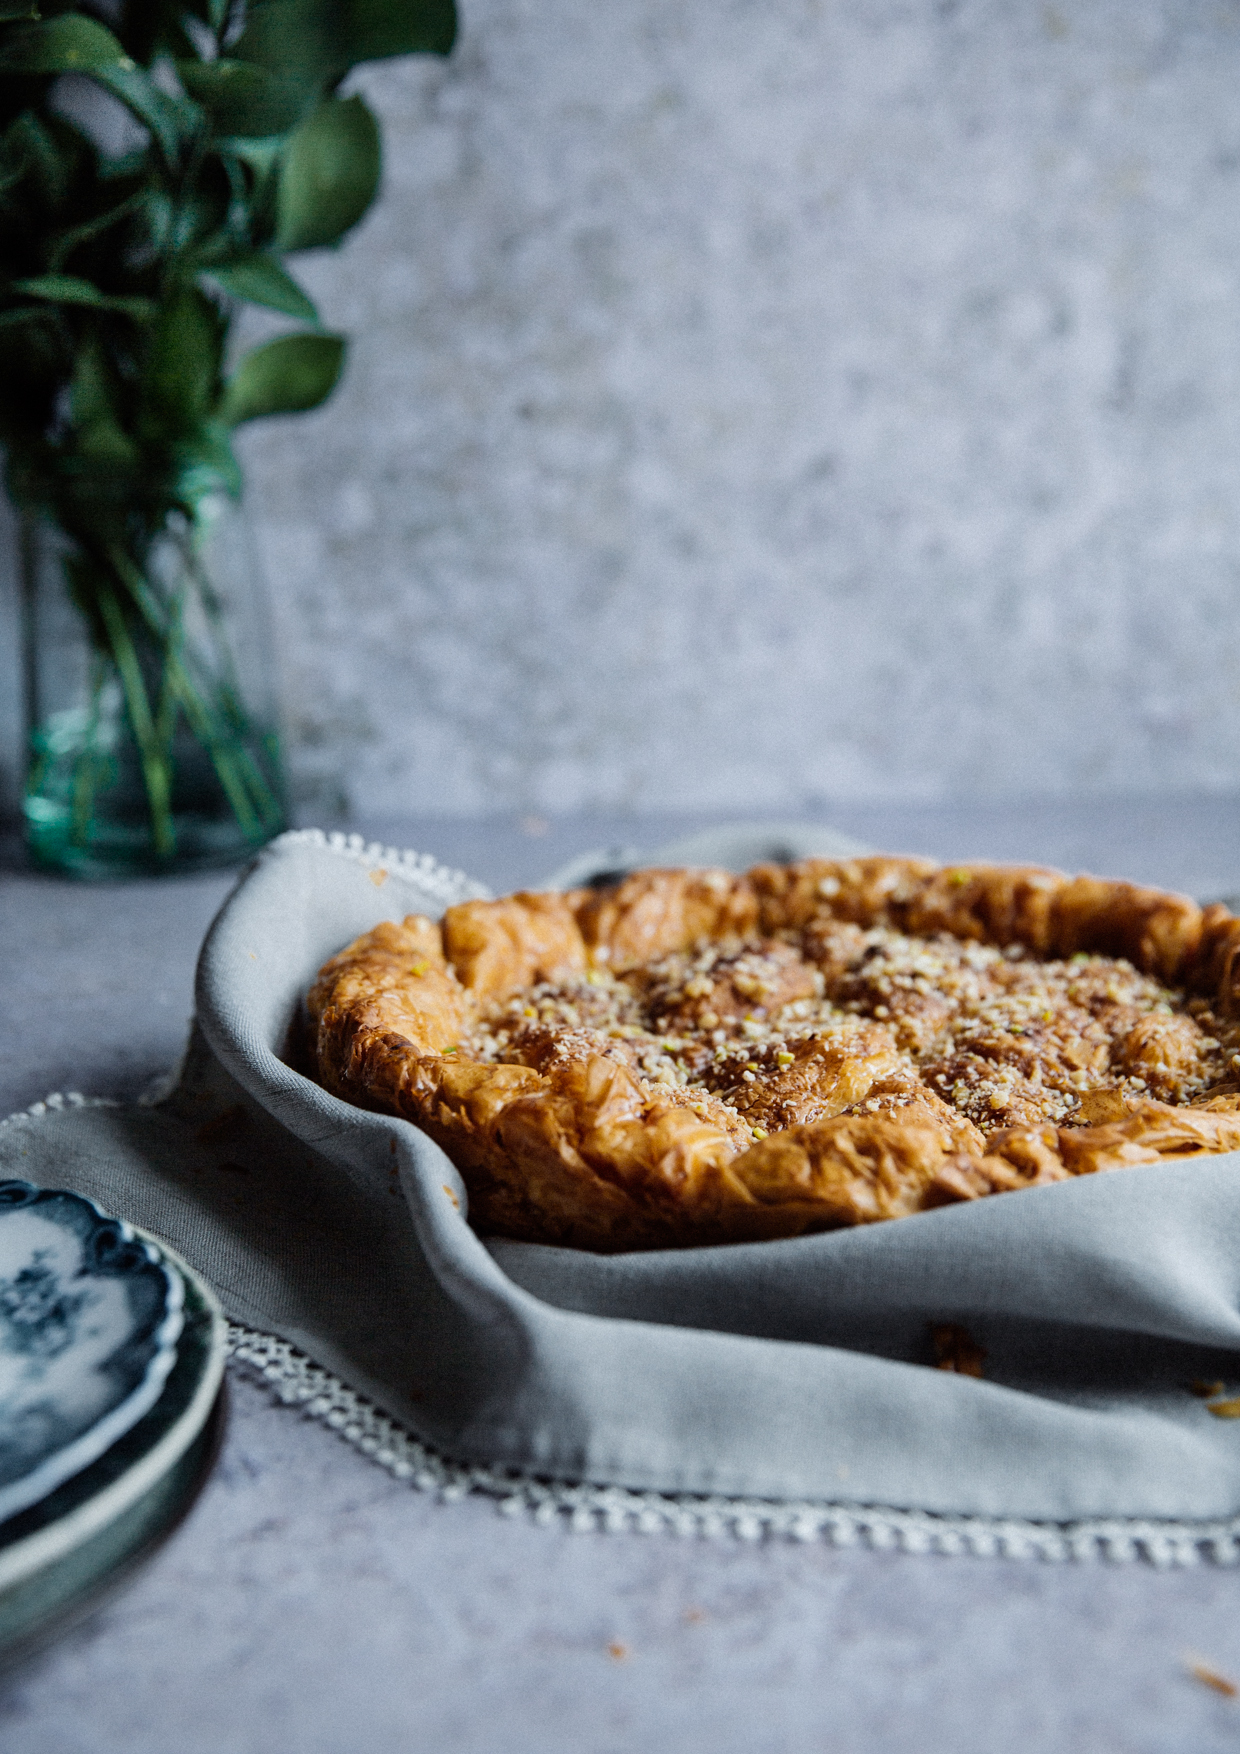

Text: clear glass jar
xmin=20 ymin=488 xmax=287 ymax=877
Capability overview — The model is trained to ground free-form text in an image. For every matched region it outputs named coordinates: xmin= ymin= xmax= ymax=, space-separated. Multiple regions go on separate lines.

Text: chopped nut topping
xmin=454 ymin=920 xmax=1233 ymax=1141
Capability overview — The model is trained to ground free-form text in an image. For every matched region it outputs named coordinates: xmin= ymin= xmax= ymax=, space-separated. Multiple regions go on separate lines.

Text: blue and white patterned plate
xmin=0 ymin=1182 xmax=183 ymax=1525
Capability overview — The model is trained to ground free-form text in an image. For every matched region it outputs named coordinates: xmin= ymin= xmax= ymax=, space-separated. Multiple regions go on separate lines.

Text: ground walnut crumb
xmin=460 ymin=923 xmax=1235 ymax=1144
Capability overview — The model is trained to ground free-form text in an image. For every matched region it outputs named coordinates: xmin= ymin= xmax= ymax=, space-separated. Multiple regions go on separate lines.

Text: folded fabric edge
xmin=8 ymin=1085 xmax=1240 ymax=1567
xmin=276 ymin=826 xmax=492 ymax=902
xmin=224 ymin=1319 xmax=1240 ymax=1567
xmin=16 ymin=826 xmax=1240 ymax=1558
xmin=179 ymin=829 xmax=1240 ymax=1546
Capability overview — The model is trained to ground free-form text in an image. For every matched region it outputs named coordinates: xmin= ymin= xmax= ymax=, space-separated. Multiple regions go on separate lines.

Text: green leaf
xmin=109 ymin=5 xmax=196 ymax=70
xmin=341 ymin=0 xmax=456 ymax=61
xmin=233 ymin=0 xmax=455 ymax=87
xmin=141 ymin=284 xmax=225 ymax=438
xmin=2 ymin=110 xmax=86 ymax=214
xmin=219 ymin=331 xmax=344 ymax=425
xmin=13 ymin=275 xmax=157 ymax=318
xmin=48 ymin=188 xmax=147 ymax=274
xmin=0 ymin=4 xmax=40 ymax=23
xmin=135 ymin=187 xmax=176 ymax=256
xmin=168 ymin=419 xmax=243 ymax=507
xmin=0 ymin=125 xmax=29 ymax=195
xmin=69 ymin=341 xmax=139 ymax=467
xmin=0 ymin=308 xmax=62 ymax=455
xmin=230 ymin=0 xmax=339 ymax=89
xmin=168 ymin=156 xmax=233 ymax=253
xmin=0 ymin=15 xmax=131 ymax=74
xmin=176 ymin=59 xmax=308 ymax=137
xmin=226 ymin=137 xmax=283 ymax=177
xmin=204 ymin=252 xmax=319 ymax=321
xmin=276 ymin=96 xmax=379 ymax=252
xmin=91 ymin=62 xmax=201 ymax=163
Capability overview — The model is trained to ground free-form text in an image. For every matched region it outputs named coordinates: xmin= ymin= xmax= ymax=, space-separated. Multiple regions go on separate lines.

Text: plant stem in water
xmin=70 ymin=652 xmax=108 ymax=846
xmin=106 ymin=540 xmax=280 ymax=839
xmin=96 ymin=581 xmax=176 ymax=857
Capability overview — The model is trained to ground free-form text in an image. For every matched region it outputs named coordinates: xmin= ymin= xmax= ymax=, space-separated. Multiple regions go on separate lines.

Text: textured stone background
xmin=7 ymin=0 xmax=1240 ymax=820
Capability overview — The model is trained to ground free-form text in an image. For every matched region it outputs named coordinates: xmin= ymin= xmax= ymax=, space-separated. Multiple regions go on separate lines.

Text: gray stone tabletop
xmin=4 ymin=803 xmax=1240 ymax=1754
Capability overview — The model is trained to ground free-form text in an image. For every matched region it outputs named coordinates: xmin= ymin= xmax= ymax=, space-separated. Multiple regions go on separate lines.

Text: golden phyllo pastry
xmin=308 ymin=859 xmax=1240 ymax=1251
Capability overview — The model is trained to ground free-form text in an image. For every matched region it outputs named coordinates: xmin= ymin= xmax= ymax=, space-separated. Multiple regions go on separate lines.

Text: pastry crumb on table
xmin=1186 ymin=1658 xmax=1239 ymax=1698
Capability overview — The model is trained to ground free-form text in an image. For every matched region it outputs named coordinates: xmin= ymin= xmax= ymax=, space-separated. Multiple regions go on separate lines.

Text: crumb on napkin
xmin=1186 ymin=1656 xmax=1238 ymax=1698
xmin=929 ymin=1322 xmax=986 ymax=1378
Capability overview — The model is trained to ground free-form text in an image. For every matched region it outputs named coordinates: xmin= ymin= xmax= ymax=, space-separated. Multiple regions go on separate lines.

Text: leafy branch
xmin=0 ymin=0 xmax=455 ymax=516
xmin=0 ymin=0 xmax=456 ymax=864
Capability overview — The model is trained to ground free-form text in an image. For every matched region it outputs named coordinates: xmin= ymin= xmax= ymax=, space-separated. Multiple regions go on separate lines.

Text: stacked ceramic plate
xmin=0 ymin=1181 xmax=226 ymax=1661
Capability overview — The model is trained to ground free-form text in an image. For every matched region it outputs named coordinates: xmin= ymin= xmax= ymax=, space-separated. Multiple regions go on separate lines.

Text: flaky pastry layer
xmin=308 ymin=858 xmax=1240 ymax=1250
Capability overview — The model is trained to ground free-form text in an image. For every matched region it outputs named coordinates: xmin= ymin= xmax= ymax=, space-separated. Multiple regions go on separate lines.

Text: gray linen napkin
xmin=4 ymin=824 xmax=1240 ymax=1523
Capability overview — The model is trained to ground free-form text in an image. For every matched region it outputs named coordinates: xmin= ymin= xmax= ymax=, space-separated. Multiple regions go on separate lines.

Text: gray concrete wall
xmin=7 ymin=1 xmax=1240 ymax=822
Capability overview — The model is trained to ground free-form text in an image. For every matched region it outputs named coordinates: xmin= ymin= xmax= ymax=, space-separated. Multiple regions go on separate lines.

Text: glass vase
xmin=19 ymin=488 xmax=287 ymax=878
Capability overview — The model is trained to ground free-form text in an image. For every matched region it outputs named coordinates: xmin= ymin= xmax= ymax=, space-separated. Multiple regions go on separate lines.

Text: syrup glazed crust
xmin=308 ymin=859 xmax=1240 ymax=1251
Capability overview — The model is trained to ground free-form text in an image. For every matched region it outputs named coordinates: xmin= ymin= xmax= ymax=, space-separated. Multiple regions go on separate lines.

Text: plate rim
xmin=0 ymin=1181 xmax=186 ymax=1524
xmin=0 ymin=1382 xmax=228 ymax=1670
xmin=0 ymin=1239 xmax=225 ymax=1595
